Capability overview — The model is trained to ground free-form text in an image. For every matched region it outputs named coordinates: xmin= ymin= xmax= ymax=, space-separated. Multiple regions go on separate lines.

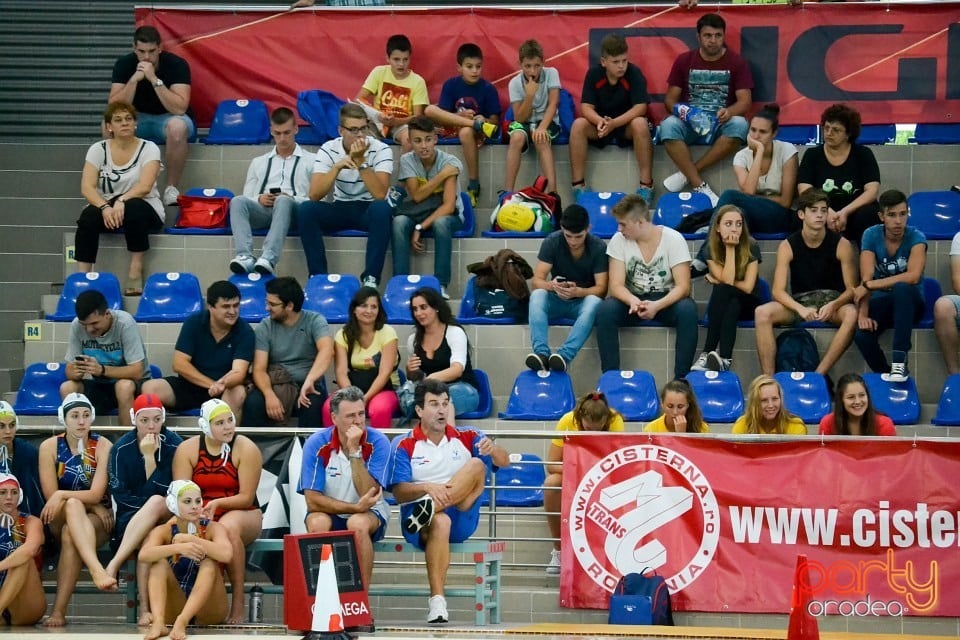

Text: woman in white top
xmin=714 ymin=104 xmax=798 ymax=234
xmin=404 ymin=286 xmax=479 ymax=418
xmin=78 ymin=101 xmax=164 ymax=296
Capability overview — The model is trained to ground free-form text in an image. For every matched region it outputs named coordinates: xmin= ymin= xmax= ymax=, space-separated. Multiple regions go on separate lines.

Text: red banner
xmin=137 ymin=3 xmax=960 ymax=128
xmin=561 ymin=434 xmax=960 ymax=616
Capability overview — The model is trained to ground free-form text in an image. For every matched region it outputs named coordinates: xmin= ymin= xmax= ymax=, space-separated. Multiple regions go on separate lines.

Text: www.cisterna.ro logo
xmin=569 ymin=444 xmax=719 ymax=593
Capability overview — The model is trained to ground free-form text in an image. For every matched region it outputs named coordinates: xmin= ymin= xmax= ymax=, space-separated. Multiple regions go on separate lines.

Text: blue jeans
xmin=528 ymin=288 xmax=602 ymax=362
xmin=392 ymin=213 xmax=462 ymax=286
xmin=230 ymin=195 xmax=295 ymax=266
xmin=596 ymin=294 xmax=699 ymax=377
xmin=714 ymin=189 xmax=795 ymax=235
xmin=296 ymin=199 xmax=392 ymax=281
xmin=659 ymin=114 xmax=748 ymax=145
xmin=853 ymin=283 xmax=925 ymax=371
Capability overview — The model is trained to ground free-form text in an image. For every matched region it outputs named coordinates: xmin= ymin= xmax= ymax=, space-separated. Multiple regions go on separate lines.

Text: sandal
xmin=124 ymin=276 xmax=143 ymax=297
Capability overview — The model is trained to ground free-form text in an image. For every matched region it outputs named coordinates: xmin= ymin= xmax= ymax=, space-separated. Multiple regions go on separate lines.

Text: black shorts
xmin=81 ymin=379 xmax=122 ymax=415
xmin=165 ymin=375 xmax=214 ymax=412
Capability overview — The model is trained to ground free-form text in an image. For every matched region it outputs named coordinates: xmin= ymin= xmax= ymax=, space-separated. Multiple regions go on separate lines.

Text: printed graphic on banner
xmin=568 ymin=444 xmax=719 ymax=595
xmin=561 ymin=435 xmax=958 ymax=615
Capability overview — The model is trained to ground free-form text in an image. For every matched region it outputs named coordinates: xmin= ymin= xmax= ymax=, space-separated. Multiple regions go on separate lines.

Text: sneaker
xmin=467 ymin=184 xmax=480 ymax=207
xmin=525 ymin=353 xmax=549 ymax=372
xmin=545 ymin=549 xmax=561 ymax=575
xmin=386 ymin=185 xmax=407 ymax=209
xmin=427 ymin=595 xmax=448 ymax=624
xmin=163 ymin=185 xmax=180 ymax=206
xmin=691 ymin=352 xmax=710 ymax=371
xmin=253 ymin=257 xmax=274 ymax=276
xmin=403 ymin=495 xmax=435 ymax=535
xmin=572 ymin=184 xmax=589 ymax=202
xmin=694 ymin=182 xmax=720 ymax=207
xmin=705 ymin=351 xmax=729 ymax=372
xmin=883 ymin=361 xmax=909 ymax=383
xmin=440 ymin=286 xmax=450 ymax=300
xmin=229 ymin=254 xmax=255 ymax=275
xmin=548 ymin=353 xmax=567 ymax=373
xmin=361 ymin=275 xmax=379 ymax=289
xmin=474 ymin=120 xmax=499 ymax=139
xmin=636 ymin=184 xmax=654 ymax=205
xmin=663 ymin=171 xmax=688 ymax=193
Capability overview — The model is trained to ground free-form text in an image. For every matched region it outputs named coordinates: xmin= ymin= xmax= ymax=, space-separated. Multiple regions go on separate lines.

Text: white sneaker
xmin=229 ymin=255 xmax=255 ymax=275
xmin=253 ymin=257 xmax=275 ymax=276
xmin=663 ymin=171 xmax=688 ymax=193
xmin=882 ymin=361 xmax=909 ymax=383
xmin=545 ymin=549 xmax=561 ymax=575
xmin=706 ymin=351 xmax=726 ymax=372
xmin=695 ymin=182 xmax=720 ymax=207
xmin=163 ymin=185 xmax=181 ymax=206
xmin=440 ymin=286 xmax=450 ymax=300
xmin=691 ymin=352 xmax=709 ymax=371
xmin=427 ymin=595 xmax=448 ymax=624
xmin=361 ymin=275 xmax=379 ymax=289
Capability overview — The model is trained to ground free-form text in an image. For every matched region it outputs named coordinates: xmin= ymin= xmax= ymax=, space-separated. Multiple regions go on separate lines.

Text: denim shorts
xmin=136 ymin=113 xmax=196 ymax=143
xmin=946 ymin=294 xmax=960 ymax=327
xmin=659 ymin=114 xmax=748 ymax=145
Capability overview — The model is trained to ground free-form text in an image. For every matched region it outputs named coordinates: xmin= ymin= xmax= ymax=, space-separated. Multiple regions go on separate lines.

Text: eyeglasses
xmin=266 ymin=300 xmax=285 ymax=308
xmin=341 ymin=126 xmax=367 ymax=135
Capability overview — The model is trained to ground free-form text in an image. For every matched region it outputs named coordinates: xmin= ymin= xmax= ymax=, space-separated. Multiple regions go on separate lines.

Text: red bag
xmin=174 ymin=195 xmax=230 ymax=229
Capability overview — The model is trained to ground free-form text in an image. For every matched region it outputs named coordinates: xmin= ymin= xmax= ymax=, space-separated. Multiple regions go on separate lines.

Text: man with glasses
xmin=242 ymin=277 xmax=333 ymax=427
xmin=297 ymin=103 xmax=395 ymax=288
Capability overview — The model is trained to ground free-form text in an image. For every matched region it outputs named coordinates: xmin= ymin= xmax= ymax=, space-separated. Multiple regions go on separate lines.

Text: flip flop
xmin=124 ymin=276 xmax=143 ymax=297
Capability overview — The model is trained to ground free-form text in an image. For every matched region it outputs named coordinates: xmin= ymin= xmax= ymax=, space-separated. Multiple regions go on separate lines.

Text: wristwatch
xmin=155 ymin=78 xmax=164 ymax=88
xmin=415 ymin=224 xmax=423 ymax=232
xmin=348 ymin=451 xmax=363 ymax=460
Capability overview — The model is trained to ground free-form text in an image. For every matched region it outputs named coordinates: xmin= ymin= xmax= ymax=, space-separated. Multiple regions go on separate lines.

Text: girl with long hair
xmin=819 ymin=373 xmax=895 ymax=436
xmin=644 ymin=379 xmax=708 ymax=433
xmin=733 ymin=375 xmax=807 ymax=435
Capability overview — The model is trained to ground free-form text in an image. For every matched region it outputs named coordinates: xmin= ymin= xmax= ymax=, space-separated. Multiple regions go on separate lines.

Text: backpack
xmin=297 ymin=89 xmax=347 ymax=144
xmin=609 ymin=571 xmax=674 ymax=626
xmin=490 ymin=176 xmax=561 ymax=233
xmin=775 ymin=328 xmax=820 ymax=372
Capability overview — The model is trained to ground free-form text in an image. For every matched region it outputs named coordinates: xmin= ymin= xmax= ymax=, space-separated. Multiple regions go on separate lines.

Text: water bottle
xmin=249 ymin=584 xmax=263 ymax=623
xmin=673 ymin=103 xmax=714 ymax=138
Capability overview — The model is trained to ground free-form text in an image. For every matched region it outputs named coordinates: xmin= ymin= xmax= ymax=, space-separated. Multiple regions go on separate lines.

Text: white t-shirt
xmin=607 ymin=227 xmax=691 ymax=297
xmin=732 ymin=139 xmax=797 ymax=196
xmin=84 ymin=139 xmax=163 ymax=220
xmin=508 ymin=67 xmax=562 ymax=125
xmin=313 ymin=136 xmax=394 ymax=202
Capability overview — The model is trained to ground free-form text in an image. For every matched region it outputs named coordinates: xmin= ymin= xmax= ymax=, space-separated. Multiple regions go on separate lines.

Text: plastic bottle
xmin=249 ymin=584 xmax=263 ymax=623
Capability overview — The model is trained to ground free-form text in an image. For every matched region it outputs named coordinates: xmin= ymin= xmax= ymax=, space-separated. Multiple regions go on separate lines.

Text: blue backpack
xmin=609 ymin=571 xmax=674 ymax=626
xmin=776 ymin=328 xmax=820 ymax=372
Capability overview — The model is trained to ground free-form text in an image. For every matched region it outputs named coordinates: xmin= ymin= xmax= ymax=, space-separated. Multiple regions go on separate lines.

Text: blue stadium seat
xmin=857 ymin=124 xmax=896 ymax=145
xmin=701 ymin=278 xmax=771 ymax=327
xmin=777 ymin=125 xmax=818 ymax=146
xmin=498 ymin=370 xmax=575 ymax=420
xmin=577 ymin=191 xmax=624 ymax=239
xmin=303 ymin=274 xmax=361 ymax=324
xmin=490 ymin=453 xmax=546 ymax=507
xmin=913 ymin=123 xmax=960 ymax=144
xmin=134 ymin=272 xmax=204 ymax=322
xmin=166 ymin=188 xmax=234 ymax=236
xmin=459 ymin=368 xmax=493 ymax=419
xmin=863 ymin=373 xmax=920 ymax=425
xmin=653 ymin=191 xmax=713 ymax=239
xmin=932 ymin=374 xmax=960 ymax=426
xmin=383 ymin=274 xmax=442 ymax=324
xmin=204 ymin=99 xmax=271 ymax=144
xmin=907 ymin=190 xmax=960 ymax=240
xmin=917 ymin=277 xmax=943 ymax=329
xmin=47 ymin=271 xmax=123 ymax=321
xmin=149 ymin=364 xmax=162 ymax=380
xmin=774 ymin=371 xmax=832 ymax=424
xmin=686 ymin=370 xmax=744 ymax=423
xmin=229 ymin=272 xmax=274 ymax=322
xmin=457 ymin=276 xmax=523 ymax=325
xmin=597 ymin=370 xmax=659 ymax=422
xmin=14 ymin=362 xmax=67 ymax=415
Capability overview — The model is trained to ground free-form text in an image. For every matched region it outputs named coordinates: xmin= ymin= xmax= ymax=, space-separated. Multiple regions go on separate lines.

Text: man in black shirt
xmin=109 ymin=26 xmax=193 ymax=206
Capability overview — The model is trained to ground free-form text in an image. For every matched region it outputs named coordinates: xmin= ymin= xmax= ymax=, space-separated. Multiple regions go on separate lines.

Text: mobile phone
xmin=269 ymin=187 xmax=281 ymax=194
xmin=74 ymin=355 xmax=86 ymax=362
xmin=554 ymin=276 xmax=567 ymax=283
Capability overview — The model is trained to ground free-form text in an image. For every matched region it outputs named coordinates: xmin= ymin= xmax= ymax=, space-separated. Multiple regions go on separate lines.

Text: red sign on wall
xmin=138 ymin=3 xmax=960 ymax=128
xmin=561 ymin=435 xmax=960 ymax=616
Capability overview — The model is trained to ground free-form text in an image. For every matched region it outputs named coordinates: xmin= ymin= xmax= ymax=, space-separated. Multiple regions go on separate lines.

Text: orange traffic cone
xmin=302 ymin=544 xmax=350 ymax=640
xmin=787 ymin=554 xmax=820 ymax=640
